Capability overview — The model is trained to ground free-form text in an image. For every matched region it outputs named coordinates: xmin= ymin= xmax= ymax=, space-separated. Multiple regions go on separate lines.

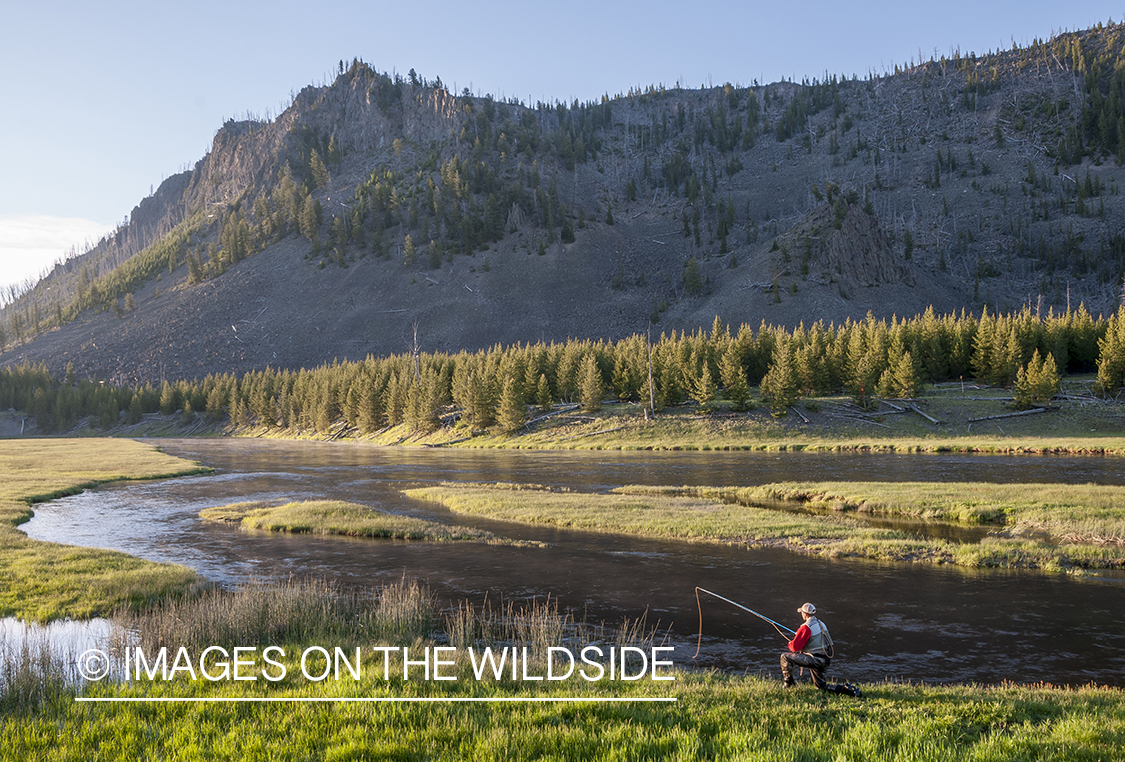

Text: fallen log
xmin=967 ymin=407 xmax=1056 ymax=423
xmin=907 ymin=403 xmax=941 ymax=424
xmin=524 ymin=404 xmax=580 ymax=427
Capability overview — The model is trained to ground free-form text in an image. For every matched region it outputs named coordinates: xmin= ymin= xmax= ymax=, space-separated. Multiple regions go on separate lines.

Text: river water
xmin=20 ymin=439 xmax=1125 ymax=687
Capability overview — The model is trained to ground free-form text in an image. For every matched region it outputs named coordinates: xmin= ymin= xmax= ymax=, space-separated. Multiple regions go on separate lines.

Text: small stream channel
xmin=17 ymin=439 xmax=1125 ymax=687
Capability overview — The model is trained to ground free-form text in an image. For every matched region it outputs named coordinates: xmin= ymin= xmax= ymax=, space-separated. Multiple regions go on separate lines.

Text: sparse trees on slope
xmin=299 ymin=196 xmax=322 ymax=241
xmin=309 ymin=149 xmax=330 ymax=191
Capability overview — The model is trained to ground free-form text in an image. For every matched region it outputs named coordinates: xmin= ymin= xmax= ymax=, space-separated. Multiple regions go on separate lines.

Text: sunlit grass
xmin=405 ymin=482 xmax=1125 ymax=571
xmin=0 ymin=439 xmax=210 ymax=621
xmin=1 ymin=668 xmax=1122 ymax=760
xmin=200 ymin=499 xmax=526 ymax=544
xmin=236 ymin=391 xmax=1125 ymax=454
xmin=627 ymin=482 xmax=1125 ymax=542
xmin=3 ymin=575 xmax=1123 ymax=759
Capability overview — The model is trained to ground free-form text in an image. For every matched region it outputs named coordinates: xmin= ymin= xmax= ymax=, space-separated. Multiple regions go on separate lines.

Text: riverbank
xmin=44 ymin=381 xmax=1124 ymax=454
xmin=405 ymin=481 xmax=1125 ymax=573
xmin=3 ymin=578 xmax=1123 ymax=760
xmin=0 ymin=439 xmax=210 ymax=621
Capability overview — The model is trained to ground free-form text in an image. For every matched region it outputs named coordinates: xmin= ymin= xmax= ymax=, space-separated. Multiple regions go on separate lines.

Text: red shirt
xmin=787 ymin=623 xmax=812 ymax=653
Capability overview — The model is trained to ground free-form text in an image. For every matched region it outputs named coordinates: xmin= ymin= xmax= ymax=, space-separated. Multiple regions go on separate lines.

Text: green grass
xmin=686 ymin=481 xmax=1125 ymax=541
xmin=404 ymin=482 xmax=1125 ymax=572
xmin=3 ymin=577 xmax=1123 ymax=760
xmin=0 ymin=439 xmax=211 ymax=621
xmin=200 ymin=499 xmax=528 ymax=544
xmin=1 ymin=668 xmax=1121 ymax=760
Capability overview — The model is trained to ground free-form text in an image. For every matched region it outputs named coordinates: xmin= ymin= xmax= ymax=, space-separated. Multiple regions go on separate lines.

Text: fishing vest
xmin=803 ymin=617 xmax=831 ymax=656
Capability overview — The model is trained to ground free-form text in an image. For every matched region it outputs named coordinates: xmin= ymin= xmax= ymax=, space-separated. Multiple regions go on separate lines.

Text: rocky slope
xmin=5 ymin=27 xmax=1125 ymax=383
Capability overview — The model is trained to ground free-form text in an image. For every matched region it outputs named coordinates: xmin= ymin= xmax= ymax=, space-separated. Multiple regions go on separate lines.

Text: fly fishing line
xmin=693 ymin=586 xmax=795 ymax=659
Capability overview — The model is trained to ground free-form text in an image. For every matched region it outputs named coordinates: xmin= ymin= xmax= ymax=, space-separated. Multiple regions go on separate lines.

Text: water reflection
xmin=20 ymin=439 xmax=1125 ymax=688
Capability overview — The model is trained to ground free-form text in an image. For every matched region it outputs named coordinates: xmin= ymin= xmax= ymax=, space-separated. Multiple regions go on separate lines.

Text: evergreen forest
xmin=6 ymin=306 xmax=1125 ymax=437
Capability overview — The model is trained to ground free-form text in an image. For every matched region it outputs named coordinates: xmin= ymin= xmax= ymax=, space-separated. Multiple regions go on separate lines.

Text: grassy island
xmin=405 ymin=481 xmax=1125 ymax=572
xmin=200 ymin=499 xmax=529 ymax=544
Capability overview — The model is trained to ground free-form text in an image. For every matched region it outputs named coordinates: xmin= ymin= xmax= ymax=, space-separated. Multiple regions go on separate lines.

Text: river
xmin=20 ymin=439 xmax=1125 ymax=687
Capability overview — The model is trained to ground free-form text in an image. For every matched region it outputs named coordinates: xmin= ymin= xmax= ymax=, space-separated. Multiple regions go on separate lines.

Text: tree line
xmin=5 ymin=305 xmax=1125 ymax=436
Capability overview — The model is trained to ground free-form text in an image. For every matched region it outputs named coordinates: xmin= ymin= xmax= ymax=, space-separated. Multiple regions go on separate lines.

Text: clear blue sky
xmin=1 ymin=1 xmax=1122 ymax=295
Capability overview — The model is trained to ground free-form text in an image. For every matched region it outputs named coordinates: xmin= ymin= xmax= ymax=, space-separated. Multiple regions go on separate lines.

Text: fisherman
xmin=693 ymin=588 xmax=861 ymax=697
xmin=780 ymin=602 xmax=832 ymax=689
xmin=778 ymin=602 xmax=862 ymax=697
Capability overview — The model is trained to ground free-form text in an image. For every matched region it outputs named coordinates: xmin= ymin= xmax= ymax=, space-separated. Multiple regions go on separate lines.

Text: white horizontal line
xmin=77 ymin=696 xmax=678 ymax=703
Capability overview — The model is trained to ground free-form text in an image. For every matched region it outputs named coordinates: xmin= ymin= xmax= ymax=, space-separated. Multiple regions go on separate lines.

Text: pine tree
xmin=719 ymin=340 xmax=750 ymax=408
xmin=405 ymin=371 xmax=441 ymax=434
xmin=403 ymin=234 xmax=416 ymax=266
xmin=686 ymin=348 xmax=717 ymax=407
xmin=496 ymin=376 xmax=528 ymax=434
xmin=309 ymin=149 xmax=330 ymax=190
xmin=179 ymin=398 xmax=194 ymax=427
xmin=760 ymin=339 xmax=799 ymax=415
xmin=972 ymin=307 xmax=995 ymax=383
xmin=126 ymin=394 xmax=144 ymax=425
xmin=159 ymin=382 xmax=177 ymax=415
xmin=683 ymin=258 xmax=703 ymax=295
xmin=845 ymin=325 xmax=883 ymax=408
xmin=1096 ymin=311 xmax=1125 ymax=395
xmin=230 ymin=392 xmax=249 ymax=427
xmin=186 ymin=250 xmax=203 ymax=285
xmin=1015 ymin=350 xmax=1060 ymax=408
xmin=299 ymin=195 xmax=321 ymax=241
xmin=654 ymin=352 xmax=683 ymax=410
xmin=357 ymin=386 xmax=384 ymax=434
xmin=205 ymin=383 xmax=228 ymax=421
xmin=460 ymin=370 xmax=496 ymax=428
xmin=579 ymin=352 xmax=604 ymax=412
xmin=385 ymin=373 xmax=407 ymax=426
xmin=535 ymin=373 xmax=552 ymax=411
xmin=876 ymin=350 xmax=920 ymax=399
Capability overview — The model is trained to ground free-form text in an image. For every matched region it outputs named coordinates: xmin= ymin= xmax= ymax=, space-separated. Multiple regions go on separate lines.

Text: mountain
xmin=5 ymin=24 xmax=1125 ymax=384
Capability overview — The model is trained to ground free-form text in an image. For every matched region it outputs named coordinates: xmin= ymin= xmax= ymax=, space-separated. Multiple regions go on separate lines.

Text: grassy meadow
xmin=0 ymin=439 xmax=210 ymax=621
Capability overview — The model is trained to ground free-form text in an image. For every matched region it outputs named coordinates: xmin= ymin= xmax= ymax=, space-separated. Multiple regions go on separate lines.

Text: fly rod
xmin=694 ymin=586 xmax=796 ymax=659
